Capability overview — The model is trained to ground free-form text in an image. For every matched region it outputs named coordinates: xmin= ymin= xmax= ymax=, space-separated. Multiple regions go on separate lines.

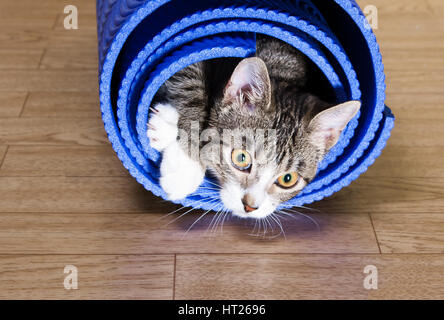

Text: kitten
xmin=148 ymin=35 xmax=360 ymax=219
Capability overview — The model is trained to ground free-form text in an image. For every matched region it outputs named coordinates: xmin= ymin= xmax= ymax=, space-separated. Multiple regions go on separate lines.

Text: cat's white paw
xmin=160 ymin=142 xmax=205 ymax=201
xmin=147 ymin=103 xmax=179 ymax=151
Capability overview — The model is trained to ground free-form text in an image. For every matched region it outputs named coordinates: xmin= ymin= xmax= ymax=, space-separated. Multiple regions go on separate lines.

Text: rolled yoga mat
xmin=96 ymin=0 xmax=395 ymax=211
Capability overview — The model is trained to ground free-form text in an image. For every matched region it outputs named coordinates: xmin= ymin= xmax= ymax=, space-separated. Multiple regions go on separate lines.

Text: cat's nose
xmin=242 ymin=194 xmax=258 ymax=213
xmin=243 ymin=204 xmax=258 ymax=213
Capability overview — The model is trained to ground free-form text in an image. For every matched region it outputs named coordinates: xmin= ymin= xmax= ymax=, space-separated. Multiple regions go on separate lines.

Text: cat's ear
xmin=224 ymin=57 xmax=271 ymax=110
xmin=308 ymin=100 xmax=361 ymax=151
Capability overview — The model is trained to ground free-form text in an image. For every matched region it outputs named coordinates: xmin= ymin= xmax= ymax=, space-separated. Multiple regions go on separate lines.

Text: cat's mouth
xmin=230 ymin=204 xmax=276 ymax=219
xmin=219 ymin=184 xmax=276 ymax=219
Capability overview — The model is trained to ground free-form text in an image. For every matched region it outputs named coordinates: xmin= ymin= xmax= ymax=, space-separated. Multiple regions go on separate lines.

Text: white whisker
xmin=156 ymin=196 xmax=214 ymax=222
xmin=206 ymin=208 xmax=222 ymax=234
xmin=196 ymin=192 xmax=219 ymax=197
xmin=281 ymin=209 xmax=320 ymax=231
xmin=163 ymin=198 xmax=219 ymax=228
xmin=205 ymin=180 xmax=222 ymax=188
xmin=210 ymin=210 xmax=224 ymax=235
xmin=282 ymin=205 xmax=320 ymax=212
xmin=197 ymin=186 xmax=221 ymax=191
xmin=220 ymin=210 xmax=230 ymax=234
xmin=270 ymin=213 xmax=286 ymax=239
xmin=181 ymin=201 xmax=220 ymax=238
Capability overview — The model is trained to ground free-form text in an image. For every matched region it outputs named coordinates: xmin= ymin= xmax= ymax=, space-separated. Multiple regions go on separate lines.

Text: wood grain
xmin=386 ymin=70 xmax=444 ymax=95
xmin=0 ymin=0 xmax=442 ymax=300
xmin=0 ymin=0 xmax=95 ymax=30
xmin=0 ymin=118 xmax=107 ymax=146
xmin=0 ymin=92 xmax=27 ymax=117
xmin=0 ymin=28 xmax=98 ymax=51
xmin=175 ymin=254 xmax=444 ymax=300
xmin=0 ymin=70 xmax=98 ymax=92
xmin=314 ymin=177 xmax=444 ymax=214
xmin=22 ymin=92 xmax=100 ymax=118
xmin=0 ymin=255 xmax=174 ymax=300
xmin=369 ymin=1 xmax=444 ymax=50
xmin=0 ymin=0 xmax=97 ymax=50
xmin=0 ymin=177 xmax=172 ymax=213
xmin=0 ymin=16 xmax=56 ymax=30
xmin=0 ymin=146 xmax=128 ymax=177
xmin=386 ymin=93 xmax=444 ymax=120
xmin=428 ymin=0 xmax=444 ymax=12
xmin=0 ymin=146 xmax=7 ymax=166
xmin=372 ymin=214 xmax=444 ymax=253
xmin=0 ymin=49 xmax=44 ymax=69
xmin=0 ymin=0 xmax=60 ymax=20
xmin=383 ymin=49 xmax=444 ymax=72
xmin=357 ymin=0 xmax=435 ymax=15
xmin=0 ymin=213 xmax=378 ymax=254
xmin=388 ymin=118 xmax=444 ymax=147
xmin=3 ymin=174 xmax=444 ymax=215
xmin=40 ymin=47 xmax=99 ymax=70
xmin=368 ymin=146 xmax=444 ymax=178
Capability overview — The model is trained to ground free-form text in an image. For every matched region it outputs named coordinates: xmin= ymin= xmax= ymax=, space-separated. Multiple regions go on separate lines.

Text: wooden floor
xmin=0 ymin=0 xmax=443 ymax=300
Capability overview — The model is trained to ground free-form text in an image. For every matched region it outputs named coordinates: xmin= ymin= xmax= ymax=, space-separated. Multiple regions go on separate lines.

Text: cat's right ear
xmin=224 ymin=57 xmax=271 ymax=111
xmin=308 ymin=100 xmax=361 ymax=152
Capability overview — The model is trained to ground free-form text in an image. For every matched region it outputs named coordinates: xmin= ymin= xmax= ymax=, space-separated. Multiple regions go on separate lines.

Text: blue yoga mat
xmin=97 ymin=0 xmax=394 ymax=211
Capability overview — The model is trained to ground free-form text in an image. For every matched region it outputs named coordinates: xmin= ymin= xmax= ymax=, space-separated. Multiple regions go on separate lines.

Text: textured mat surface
xmin=97 ymin=0 xmax=394 ymax=210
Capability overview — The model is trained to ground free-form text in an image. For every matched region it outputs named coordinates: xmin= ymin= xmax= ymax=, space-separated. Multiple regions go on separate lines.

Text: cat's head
xmin=205 ymin=57 xmax=360 ymax=219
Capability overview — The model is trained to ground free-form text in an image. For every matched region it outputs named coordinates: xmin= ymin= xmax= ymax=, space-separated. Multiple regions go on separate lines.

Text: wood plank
xmin=387 ymin=70 xmax=444 ymax=94
xmin=313 ymin=177 xmax=444 ymax=214
xmin=0 ymin=0 xmax=60 ymax=19
xmin=1 ymin=175 xmax=443 ymax=215
xmin=383 ymin=49 xmax=444 ymax=72
xmin=0 ymin=177 xmax=172 ymax=213
xmin=357 ymin=0 xmax=435 ymax=15
xmin=0 ymin=255 xmax=174 ymax=300
xmin=0 ymin=146 xmax=128 ymax=177
xmin=0 ymin=92 xmax=27 ymax=117
xmin=388 ymin=118 xmax=444 ymax=147
xmin=0 ymin=70 xmax=98 ymax=92
xmin=427 ymin=0 xmax=444 ymax=12
xmin=368 ymin=146 xmax=444 ymax=178
xmin=22 ymin=92 xmax=100 ymax=118
xmin=0 ymin=28 xmax=98 ymax=51
xmin=175 ymin=254 xmax=444 ymax=300
xmin=0 ymin=0 xmax=95 ymax=21
xmin=40 ymin=47 xmax=98 ymax=70
xmin=0 ymin=212 xmax=378 ymax=254
xmin=372 ymin=11 xmax=444 ymax=50
xmin=0 ymin=49 xmax=44 ymax=69
xmin=372 ymin=214 xmax=444 ymax=253
xmin=0 ymin=16 xmax=56 ymax=30
xmin=0 ymin=1 xmax=97 ymax=50
xmin=0 ymin=118 xmax=107 ymax=146
xmin=0 ymin=146 xmax=7 ymax=167
xmin=379 ymin=35 xmax=444 ymax=50
xmin=385 ymin=93 xmax=444 ymax=120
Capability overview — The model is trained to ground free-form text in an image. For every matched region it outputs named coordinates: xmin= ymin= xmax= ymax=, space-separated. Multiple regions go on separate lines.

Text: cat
xmin=148 ymin=35 xmax=360 ymax=219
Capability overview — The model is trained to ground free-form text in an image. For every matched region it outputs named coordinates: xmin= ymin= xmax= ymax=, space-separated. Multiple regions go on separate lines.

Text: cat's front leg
xmin=148 ymin=103 xmax=205 ymax=201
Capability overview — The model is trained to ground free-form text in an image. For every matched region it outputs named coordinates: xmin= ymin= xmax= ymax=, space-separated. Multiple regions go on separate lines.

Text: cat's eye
xmin=231 ymin=149 xmax=252 ymax=171
xmin=276 ymin=172 xmax=299 ymax=189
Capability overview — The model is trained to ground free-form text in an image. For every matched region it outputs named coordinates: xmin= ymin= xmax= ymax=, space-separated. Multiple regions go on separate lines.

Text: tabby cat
xmin=148 ymin=35 xmax=360 ymax=219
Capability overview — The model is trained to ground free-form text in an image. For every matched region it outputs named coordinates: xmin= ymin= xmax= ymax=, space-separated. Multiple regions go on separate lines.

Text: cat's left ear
xmin=308 ymin=100 xmax=361 ymax=151
xmin=224 ymin=57 xmax=271 ymax=111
